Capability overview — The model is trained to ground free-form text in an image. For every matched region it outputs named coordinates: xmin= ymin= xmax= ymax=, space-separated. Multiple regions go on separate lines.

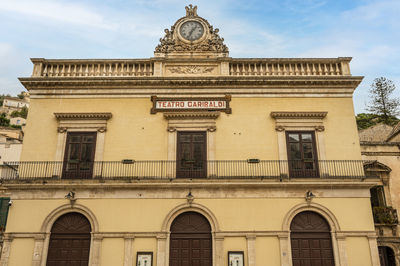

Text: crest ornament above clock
xmin=154 ymin=4 xmax=228 ymax=57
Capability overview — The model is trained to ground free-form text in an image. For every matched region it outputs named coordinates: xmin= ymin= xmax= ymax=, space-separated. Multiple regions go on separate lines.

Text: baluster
xmin=49 ymin=64 xmax=53 ymax=76
xmin=265 ymin=63 xmax=269 ymax=75
xmin=55 ymin=64 xmax=59 ymax=76
xmin=43 ymin=64 xmax=48 ymax=76
xmin=259 ymin=63 xmax=264 ymax=76
xmin=312 ymin=64 xmax=316 ymax=75
xmin=60 ymin=64 xmax=65 ymax=76
xmin=277 ymin=64 xmax=282 ymax=75
xmin=254 ymin=63 xmax=257 ymax=75
xmin=335 ymin=63 xmax=340 ymax=75
xmin=67 ymin=64 xmax=71 ymax=77
xmin=289 ymin=64 xmax=293 ymax=75
xmin=294 ymin=64 xmax=299 ymax=75
xmin=78 ymin=64 xmax=82 ymax=76
xmin=271 ymin=64 xmax=275 ymax=75
xmin=122 ymin=63 xmax=126 ymax=76
xmin=114 ymin=63 xmax=118 ymax=76
xmin=107 ymin=64 xmax=112 ymax=76
xmin=126 ymin=63 xmax=131 ymax=76
xmin=138 ymin=64 xmax=142 ymax=76
xmin=318 ymin=64 xmax=322 ymax=75
xmin=235 ymin=64 xmax=239 ymax=75
xmin=132 ymin=64 xmax=137 ymax=76
xmin=324 ymin=64 xmax=328 ymax=75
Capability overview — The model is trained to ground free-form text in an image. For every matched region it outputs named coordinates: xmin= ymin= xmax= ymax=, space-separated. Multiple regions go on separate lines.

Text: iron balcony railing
xmin=373 ymin=206 xmax=399 ymax=225
xmin=0 ymin=160 xmax=369 ymax=180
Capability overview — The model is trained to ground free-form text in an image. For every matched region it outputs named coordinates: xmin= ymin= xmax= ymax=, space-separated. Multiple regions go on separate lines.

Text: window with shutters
xmin=0 ymin=197 xmax=10 ymax=232
xmin=370 ymin=186 xmax=386 ymax=208
xmin=286 ymin=131 xmax=319 ymax=178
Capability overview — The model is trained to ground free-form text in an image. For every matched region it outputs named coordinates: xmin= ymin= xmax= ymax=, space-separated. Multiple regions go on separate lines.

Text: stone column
xmin=0 ymin=234 xmax=13 ymax=266
xmin=32 ymin=234 xmax=46 ymax=266
xmin=246 ymin=234 xmax=256 ymax=266
xmin=167 ymin=129 xmax=177 ymax=178
xmin=278 ymin=232 xmax=291 ymax=266
xmin=156 ymin=233 xmax=168 ymax=266
xmin=367 ymin=235 xmax=380 ymax=266
xmin=124 ymin=235 xmax=135 ymax=266
xmin=214 ymin=234 xmax=224 ymax=266
xmin=89 ymin=233 xmax=103 ymax=266
xmin=40 ymin=233 xmax=51 ymax=266
xmin=335 ymin=234 xmax=348 ymax=266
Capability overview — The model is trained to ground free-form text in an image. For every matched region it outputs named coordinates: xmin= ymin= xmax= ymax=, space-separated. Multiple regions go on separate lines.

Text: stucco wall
xmin=21 ymin=97 xmax=361 ymax=161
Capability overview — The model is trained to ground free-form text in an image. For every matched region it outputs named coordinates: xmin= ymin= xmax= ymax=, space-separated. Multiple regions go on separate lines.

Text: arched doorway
xmin=290 ymin=211 xmax=334 ymax=266
xmin=46 ymin=212 xmax=91 ymax=266
xmin=379 ymin=246 xmax=396 ymax=266
xmin=169 ymin=211 xmax=212 ymax=266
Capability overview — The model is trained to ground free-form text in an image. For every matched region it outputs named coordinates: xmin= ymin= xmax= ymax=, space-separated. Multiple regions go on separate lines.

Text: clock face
xmin=179 ymin=21 xmax=204 ymax=41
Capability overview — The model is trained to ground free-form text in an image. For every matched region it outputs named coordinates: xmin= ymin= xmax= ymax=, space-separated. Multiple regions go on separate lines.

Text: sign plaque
xmin=228 ymin=251 xmax=244 ymax=266
xmin=151 ymin=95 xmax=231 ymax=114
xmin=136 ymin=252 xmax=153 ymax=266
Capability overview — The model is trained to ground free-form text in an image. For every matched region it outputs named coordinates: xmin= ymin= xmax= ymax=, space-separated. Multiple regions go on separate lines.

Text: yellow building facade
xmin=0 ymin=5 xmax=381 ymax=266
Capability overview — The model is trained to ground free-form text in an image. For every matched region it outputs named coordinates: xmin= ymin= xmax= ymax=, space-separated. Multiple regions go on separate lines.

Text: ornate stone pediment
xmin=154 ymin=5 xmax=228 ymax=57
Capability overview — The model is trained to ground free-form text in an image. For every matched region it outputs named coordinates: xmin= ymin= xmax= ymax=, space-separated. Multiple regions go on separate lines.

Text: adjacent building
xmin=0 ymin=5 xmax=381 ymax=266
xmin=361 ymin=122 xmax=400 ymax=266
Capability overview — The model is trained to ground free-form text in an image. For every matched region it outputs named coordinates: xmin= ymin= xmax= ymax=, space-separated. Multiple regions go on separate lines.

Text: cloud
xmin=0 ymin=0 xmax=115 ymax=30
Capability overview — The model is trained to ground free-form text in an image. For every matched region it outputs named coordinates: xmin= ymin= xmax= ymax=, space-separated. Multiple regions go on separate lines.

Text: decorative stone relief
xmin=207 ymin=126 xmax=217 ymax=132
xmin=57 ymin=127 xmax=67 ymax=133
xmin=168 ymin=66 xmax=215 ymax=74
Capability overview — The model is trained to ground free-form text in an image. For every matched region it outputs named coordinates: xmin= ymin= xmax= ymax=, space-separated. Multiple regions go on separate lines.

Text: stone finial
xmin=185 ymin=4 xmax=198 ymax=17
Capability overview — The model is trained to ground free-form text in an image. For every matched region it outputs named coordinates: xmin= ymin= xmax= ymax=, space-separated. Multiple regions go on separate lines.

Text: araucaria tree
xmin=367 ymin=77 xmax=399 ymax=121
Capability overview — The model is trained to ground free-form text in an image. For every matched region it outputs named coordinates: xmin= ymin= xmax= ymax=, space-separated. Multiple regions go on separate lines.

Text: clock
xmin=179 ymin=20 xmax=204 ymax=41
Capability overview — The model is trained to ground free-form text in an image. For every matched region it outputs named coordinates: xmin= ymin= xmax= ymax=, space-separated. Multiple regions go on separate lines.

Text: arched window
xmin=170 ymin=211 xmax=212 ymax=266
xmin=46 ymin=212 xmax=91 ymax=266
xmin=290 ymin=211 xmax=334 ymax=266
xmin=379 ymin=246 xmax=396 ymax=266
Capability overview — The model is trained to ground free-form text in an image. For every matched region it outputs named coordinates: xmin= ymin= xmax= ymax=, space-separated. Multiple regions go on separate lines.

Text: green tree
xmin=0 ymin=94 xmax=11 ymax=107
xmin=10 ymin=107 xmax=28 ymax=119
xmin=0 ymin=113 xmax=10 ymax=127
xmin=356 ymin=113 xmax=399 ymax=130
xmin=366 ymin=77 xmax=399 ymax=121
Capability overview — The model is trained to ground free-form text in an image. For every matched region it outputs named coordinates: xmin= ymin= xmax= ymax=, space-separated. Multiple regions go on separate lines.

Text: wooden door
xmin=291 ymin=211 xmax=334 ymax=266
xmin=63 ymin=132 xmax=97 ymax=179
xmin=47 ymin=212 xmax=91 ymax=266
xmin=177 ymin=132 xmax=207 ymax=178
xmin=286 ymin=132 xmax=319 ymax=178
xmin=170 ymin=212 xmax=212 ymax=266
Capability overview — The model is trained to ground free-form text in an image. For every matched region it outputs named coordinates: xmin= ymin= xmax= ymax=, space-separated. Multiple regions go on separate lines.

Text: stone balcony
xmin=29 ymin=57 xmax=352 ymax=78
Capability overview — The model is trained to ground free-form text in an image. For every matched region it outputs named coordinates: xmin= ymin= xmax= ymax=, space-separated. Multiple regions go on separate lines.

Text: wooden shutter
xmin=0 ymin=197 xmax=10 ymax=231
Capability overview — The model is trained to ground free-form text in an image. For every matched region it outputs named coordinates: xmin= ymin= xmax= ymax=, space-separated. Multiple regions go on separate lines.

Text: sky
xmin=0 ymin=0 xmax=399 ymax=114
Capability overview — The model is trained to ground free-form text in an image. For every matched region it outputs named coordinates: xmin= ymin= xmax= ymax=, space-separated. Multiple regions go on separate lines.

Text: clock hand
xmin=188 ymin=26 xmax=197 ymax=38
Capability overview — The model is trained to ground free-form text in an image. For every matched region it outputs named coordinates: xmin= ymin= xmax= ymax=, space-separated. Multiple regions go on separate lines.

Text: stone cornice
xmin=0 ymin=179 xmax=379 ymax=191
xmin=19 ymin=76 xmax=363 ymax=88
xmin=270 ymin=112 xmax=328 ymax=119
xmin=54 ymin=112 xmax=112 ymax=120
xmin=19 ymin=77 xmax=363 ymax=99
xmin=164 ymin=112 xmax=220 ymax=120
xmin=360 ymin=141 xmax=400 ymax=146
